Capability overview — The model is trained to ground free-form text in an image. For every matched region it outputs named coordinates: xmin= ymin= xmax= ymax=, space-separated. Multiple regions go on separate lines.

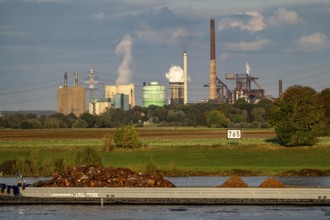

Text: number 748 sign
xmin=227 ymin=129 xmax=242 ymax=139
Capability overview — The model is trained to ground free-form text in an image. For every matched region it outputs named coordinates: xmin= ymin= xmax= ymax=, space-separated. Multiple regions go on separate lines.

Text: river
xmin=1 ymin=176 xmax=330 ymax=220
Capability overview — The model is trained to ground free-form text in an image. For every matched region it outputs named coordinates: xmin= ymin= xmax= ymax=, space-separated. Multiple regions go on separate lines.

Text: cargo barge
xmin=1 ymin=185 xmax=330 ymax=205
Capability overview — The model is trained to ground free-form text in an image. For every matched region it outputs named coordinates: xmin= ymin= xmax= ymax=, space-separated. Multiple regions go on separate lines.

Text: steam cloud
xmin=115 ymin=35 xmax=133 ymax=84
xmin=165 ymin=65 xmax=184 ymax=82
xmin=245 ymin=62 xmax=251 ymax=75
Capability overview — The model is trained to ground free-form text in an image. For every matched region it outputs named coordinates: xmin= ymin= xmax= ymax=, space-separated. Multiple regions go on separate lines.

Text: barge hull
xmin=1 ymin=187 xmax=330 ymax=205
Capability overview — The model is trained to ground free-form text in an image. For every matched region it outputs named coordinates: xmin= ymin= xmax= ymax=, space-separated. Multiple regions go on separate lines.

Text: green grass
xmin=0 ymin=139 xmax=103 ymax=149
xmin=1 ymin=134 xmax=330 ymax=176
xmin=102 ymin=145 xmax=330 ymax=173
xmin=0 ymin=136 xmax=277 ymax=149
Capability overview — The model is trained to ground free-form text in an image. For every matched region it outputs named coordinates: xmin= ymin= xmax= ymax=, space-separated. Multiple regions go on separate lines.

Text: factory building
xmin=113 ymin=94 xmax=130 ymax=110
xmin=88 ymin=98 xmax=111 ymax=115
xmin=169 ymin=82 xmax=184 ymax=105
xmin=104 ymin=84 xmax=135 ymax=109
xmin=142 ymin=82 xmax=166 ymax=107
xmin=57 ymin=72 xmax=86 ymax=116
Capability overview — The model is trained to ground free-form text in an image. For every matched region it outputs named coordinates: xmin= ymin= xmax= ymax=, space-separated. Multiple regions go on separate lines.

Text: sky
xmin=0 ymin=0 xmax=329 ymax=111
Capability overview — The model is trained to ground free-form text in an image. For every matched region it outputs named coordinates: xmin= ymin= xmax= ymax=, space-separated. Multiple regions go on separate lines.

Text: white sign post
xmin=227 ymin=129 xmax=242 ymax=145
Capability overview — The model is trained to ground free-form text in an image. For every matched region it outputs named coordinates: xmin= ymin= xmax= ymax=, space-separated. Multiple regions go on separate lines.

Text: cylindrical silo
xmin=143 ymin=82 xmax=166 ymax=107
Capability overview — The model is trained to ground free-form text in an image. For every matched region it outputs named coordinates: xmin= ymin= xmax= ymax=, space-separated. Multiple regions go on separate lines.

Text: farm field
xmin=0 ymin=128 xmax=330 ymax=176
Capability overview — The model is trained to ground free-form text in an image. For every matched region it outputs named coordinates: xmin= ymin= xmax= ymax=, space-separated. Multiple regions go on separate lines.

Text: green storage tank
xmin=143 ymin=82 xmax=166 ymax=107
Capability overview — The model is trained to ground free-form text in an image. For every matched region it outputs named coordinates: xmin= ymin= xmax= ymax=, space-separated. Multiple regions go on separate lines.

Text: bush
xmin=53 ymin=158 xmax=65 ymax=172
xmin=0 ymin=160 xmax=16 ymax=176
xmin=75 ymin=147 xmax=103 ymax=166
xmin=72 ymin=119 xmax=88 ymax=128
xmin=113 ymin=125 xmax=142 ymax=148
xmin=103 ymin=133 xmax=113 ymax=152
xmin=271 ymin=85 xmax=326 ymax=146
xmin=15 ymin=158 xmax=32 ymax=176
xmin=206 ymin=110 xmax=230 ymax=128
xmin=20 ymin=119 xmax=42 ymax=129
xmin=145 ymin=159 xmax=158 ymax=174
xmin=44 ymin=118 xmax=61 ymax=128
xmin=260 ymin=122 xmax=271 ymax=128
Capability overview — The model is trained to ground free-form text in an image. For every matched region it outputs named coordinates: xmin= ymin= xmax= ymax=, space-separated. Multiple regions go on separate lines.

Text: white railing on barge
xmin=20 ymin=187 xmax=330 ymax=200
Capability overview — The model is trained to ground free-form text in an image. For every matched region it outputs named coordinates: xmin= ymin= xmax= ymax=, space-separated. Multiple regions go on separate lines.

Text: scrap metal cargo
xmin=1 ymin=165 xmax=330 ymax=205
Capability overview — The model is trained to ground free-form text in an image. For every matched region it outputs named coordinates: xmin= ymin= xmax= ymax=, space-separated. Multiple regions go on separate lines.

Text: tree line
xmin=0 ymin=98 xmax=274 ymax=129
xmin=1 ymin=85 xmax=329 ymax=146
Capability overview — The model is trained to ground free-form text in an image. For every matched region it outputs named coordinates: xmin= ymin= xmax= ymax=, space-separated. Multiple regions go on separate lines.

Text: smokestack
xmin=74 ymin=71 xmax=78 ymax=87
xmin=279 ymin=79 xmax=283 ymax=98
xmin=64 ymin=72 xmax=68 ymax=87
xmin=210 ymin=19 xmax=217 ymax=101
xmin=183 ymin=51 xmax=188 ymax=104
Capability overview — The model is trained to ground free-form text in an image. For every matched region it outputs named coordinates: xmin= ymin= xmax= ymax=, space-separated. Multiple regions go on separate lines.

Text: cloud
xmin=172 ymin=27 xmax=189 ymax=39
xmin=135 ymin=28 xmax=174 ymax=46
xmin=90 ymin=12 xmax=105 ymax=21
xmin=135 ymin=26 xmax=199 ymax=46
xmin=268 ymin=8 xmax=303 ymax=26
xmin=224 ymin=37 xmax=270 ymax=51
xmin=294 ymin=32 xmax=329 ymax=52
xmin=219 ymin=53 xmax=229 ymax=61
xmin=219 ymin=10 xmax=267 ymax=33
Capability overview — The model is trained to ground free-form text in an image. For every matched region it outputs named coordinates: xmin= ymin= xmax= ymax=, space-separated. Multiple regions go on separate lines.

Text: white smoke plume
xmin=245 ymin=62 xmax=251 ymax=75
xmin=165 ymin=65 xmax=184 ymax=82
xmin=115 ymin=35 xmax=133 ymax=84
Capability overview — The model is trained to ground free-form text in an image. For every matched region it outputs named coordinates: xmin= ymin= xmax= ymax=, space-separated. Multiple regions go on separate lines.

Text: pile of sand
xmin=258 ymin=177 xmax=286 ymax=188
xmin=216 ymin=176 xmax=248 ymax=188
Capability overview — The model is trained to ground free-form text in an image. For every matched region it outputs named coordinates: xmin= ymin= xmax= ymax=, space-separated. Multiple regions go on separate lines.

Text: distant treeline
xmin=0 ymin=99 xmax=274 ymax=129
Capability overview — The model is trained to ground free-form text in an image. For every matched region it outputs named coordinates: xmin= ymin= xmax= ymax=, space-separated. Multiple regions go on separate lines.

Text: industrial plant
xmin=206 ymin=19 xmax=265 ymax=104
xmin=57 ymin=72 xmax=86 ymax=116
xmin=56 ymin=18 xmax=270 ymax=116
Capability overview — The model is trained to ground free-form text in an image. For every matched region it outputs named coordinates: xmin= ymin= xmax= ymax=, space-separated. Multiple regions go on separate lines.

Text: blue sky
xmin=0 ymin=0 xmax=329 ymax=111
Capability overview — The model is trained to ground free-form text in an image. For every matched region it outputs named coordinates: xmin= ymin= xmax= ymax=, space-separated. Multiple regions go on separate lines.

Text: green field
xmin=0 ymin=128 xmax=330 ymax=176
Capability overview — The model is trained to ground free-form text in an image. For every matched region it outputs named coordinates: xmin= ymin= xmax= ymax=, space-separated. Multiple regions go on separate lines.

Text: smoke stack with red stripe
xmin=210 ymin=18 xmax=217 ymax=101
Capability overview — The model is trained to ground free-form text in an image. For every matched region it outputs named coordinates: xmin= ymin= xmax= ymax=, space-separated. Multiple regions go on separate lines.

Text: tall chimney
xmin=183 ymin=51 xmax=188 ymax=104
xmin=64 ymin=72 xmax=68 ymax=87
xmin=210 ymin=19 xmax=217 ymax=101
xmin=279 ymin=79 xmax=283 ymax=98
xmin=74 ymin=71 xmax=78 ymax=87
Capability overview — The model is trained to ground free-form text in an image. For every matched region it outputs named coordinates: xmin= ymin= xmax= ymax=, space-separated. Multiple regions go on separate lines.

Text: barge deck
xmin=1 ymin=187 xmax=330 ymax=205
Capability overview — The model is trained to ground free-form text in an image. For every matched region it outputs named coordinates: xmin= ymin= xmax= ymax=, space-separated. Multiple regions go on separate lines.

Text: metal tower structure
xmin=225 ymin=63 xmax=264 ymax=103
xmin=81 ymin=64 xmax=102 ymax=114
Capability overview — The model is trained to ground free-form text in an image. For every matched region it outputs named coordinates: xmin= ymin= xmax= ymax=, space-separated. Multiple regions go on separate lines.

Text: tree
xmin=206 ymin=110 xmax=230 ymax=128
xmin=20 ymin=119 xmax=42 ymax=129
xmin=50 ymin=113 xmax=70 ymax=128
xmin=256 ymin=99 xmax=274 ymax=121
xmin=80 ymin=112 xmax=96 ymax=128
xmin=113 ymin=125 xmax=142 ymax=148
xmin=320 ymin=88 xmax=330 ymax=135
xmin=43 ymin=118 xmax=61 ymax=128
xmin=271 ymin=85 xmax=326 ymax=146
xmin=251 ymin=107 xmax=266 ymax=122
xmin=72 ymin=119 xmax=88 ymax=128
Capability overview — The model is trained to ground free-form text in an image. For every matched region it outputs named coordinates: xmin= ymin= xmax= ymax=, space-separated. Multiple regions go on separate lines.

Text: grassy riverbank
xmin=0 ymin=128 xmax=330 ymax=176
